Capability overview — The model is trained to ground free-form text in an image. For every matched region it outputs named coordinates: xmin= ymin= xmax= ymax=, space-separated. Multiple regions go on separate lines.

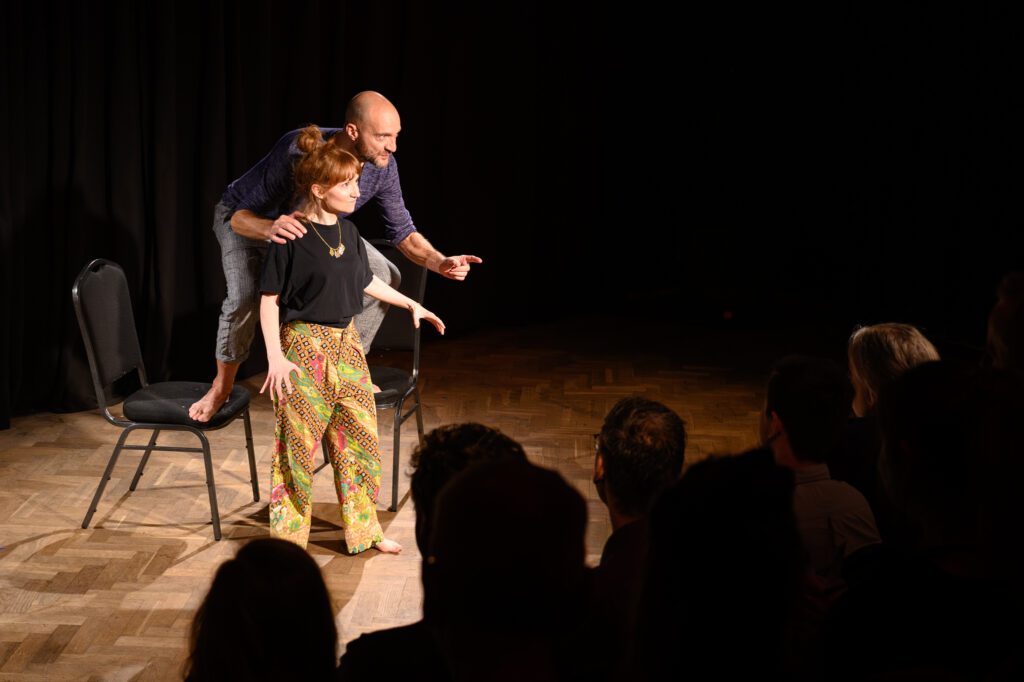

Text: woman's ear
xmin=311 ymin=183 xmax=325 ymax=200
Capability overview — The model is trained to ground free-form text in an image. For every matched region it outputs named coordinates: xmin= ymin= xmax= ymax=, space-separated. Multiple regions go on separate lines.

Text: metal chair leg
xmin=129 ymin=429 xmax=160 ymax=491
xmin=314 ymin=435 xmax=330 ymax=474
xmin=82 ymin=428 xmax=132 ymax=529
xmin=390 ymin=404 xmax=402 ymax=512
xmin=198 ymin=434 xmax=222 ymax=541
xmin=243 ymin=410 xmax=260 ymax=501
xmin=413 ymin=387 xmax=425 ymax=446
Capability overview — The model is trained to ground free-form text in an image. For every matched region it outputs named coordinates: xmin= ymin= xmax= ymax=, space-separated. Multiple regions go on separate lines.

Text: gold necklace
xmin=305 ymin=219 xmax=345 ymax=258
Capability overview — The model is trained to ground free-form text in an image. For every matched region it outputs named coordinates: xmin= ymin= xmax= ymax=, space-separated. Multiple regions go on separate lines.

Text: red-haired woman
xmin=258 ymin=125 xmax=444 ymax=554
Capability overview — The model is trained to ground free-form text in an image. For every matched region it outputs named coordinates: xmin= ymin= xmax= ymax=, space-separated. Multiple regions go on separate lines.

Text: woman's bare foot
xmin=188 ymin=386 xmax=230 ymax=422
xmin=373 ymin=383 xmax=382 ymax=393
xmin=374 ymin=538 xmax=402 ymax=554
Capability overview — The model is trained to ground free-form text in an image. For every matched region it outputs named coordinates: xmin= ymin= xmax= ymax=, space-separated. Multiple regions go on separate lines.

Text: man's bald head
xmin=345 ymin=91 xmax=398 ymax=127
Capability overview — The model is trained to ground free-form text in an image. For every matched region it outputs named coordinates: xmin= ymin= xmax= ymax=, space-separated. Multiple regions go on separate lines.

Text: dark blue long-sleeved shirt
xmin=220 ymin=128 xmax=417 ymax=245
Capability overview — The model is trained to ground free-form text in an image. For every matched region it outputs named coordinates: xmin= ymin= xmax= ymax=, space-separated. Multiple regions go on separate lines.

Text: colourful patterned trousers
xmin=269 ymin=321 xmax=384 ymax=553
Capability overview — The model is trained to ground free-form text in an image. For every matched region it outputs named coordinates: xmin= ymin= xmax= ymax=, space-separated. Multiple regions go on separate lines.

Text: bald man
xmin=190 ymin=92 xmax=481 ymax=422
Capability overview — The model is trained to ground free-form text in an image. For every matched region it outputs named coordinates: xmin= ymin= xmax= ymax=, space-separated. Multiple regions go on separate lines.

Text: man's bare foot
xmin=188 ymin=386 xmax=230 ymax=423
xmin=374 ymin=538 xmax=402 ymax=554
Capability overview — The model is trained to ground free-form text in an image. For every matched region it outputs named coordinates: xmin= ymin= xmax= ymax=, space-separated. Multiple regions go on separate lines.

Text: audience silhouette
xmin=338 ymin=423 xmax=528 ymax=681
xmin=186 ymin=538 xmax=337 ymax=681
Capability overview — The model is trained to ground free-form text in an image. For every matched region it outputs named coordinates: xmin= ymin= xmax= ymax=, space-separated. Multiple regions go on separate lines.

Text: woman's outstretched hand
xmin=411 ymin=304 xmax=445 ymax=335
xmin=260 ymin=355 xmax=303 ymax=403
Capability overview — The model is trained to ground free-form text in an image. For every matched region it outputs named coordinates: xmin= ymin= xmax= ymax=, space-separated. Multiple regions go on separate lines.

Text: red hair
xmin=293 ymin=124 xmax=361 ymax=208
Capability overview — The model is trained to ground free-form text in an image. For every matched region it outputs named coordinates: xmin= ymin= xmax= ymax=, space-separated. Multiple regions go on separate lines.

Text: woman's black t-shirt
xmin=259 ymin=218 xmax=372 ymax=328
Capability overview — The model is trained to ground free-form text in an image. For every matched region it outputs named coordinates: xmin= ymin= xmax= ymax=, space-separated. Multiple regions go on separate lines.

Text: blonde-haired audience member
xmin=833 ymin=323 xmax=940 ymax=543
xmin=847 ymin=323 xmax=940 ymax=417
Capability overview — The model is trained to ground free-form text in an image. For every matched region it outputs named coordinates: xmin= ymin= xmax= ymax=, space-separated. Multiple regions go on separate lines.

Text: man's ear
xmin=594 ymin=452 xmax=605 ymax=481
xmin=345 ymin=122 xmax=359 ymax=140
xmin=767 ymin=410 xmax=785 ymax=440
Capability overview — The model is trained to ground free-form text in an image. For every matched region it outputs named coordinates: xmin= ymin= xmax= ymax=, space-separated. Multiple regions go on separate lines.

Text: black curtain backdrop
xmin=1 ymin=1 xmax=1021 ymax=428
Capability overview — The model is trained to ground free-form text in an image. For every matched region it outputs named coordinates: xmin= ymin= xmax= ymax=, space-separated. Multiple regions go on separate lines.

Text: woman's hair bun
xmin=296 ymin=124 xmax=324 ymax=154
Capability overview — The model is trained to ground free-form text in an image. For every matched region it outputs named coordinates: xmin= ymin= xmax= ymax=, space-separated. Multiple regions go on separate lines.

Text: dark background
xmin=1 ymin=1 xmax=1021 ymax=429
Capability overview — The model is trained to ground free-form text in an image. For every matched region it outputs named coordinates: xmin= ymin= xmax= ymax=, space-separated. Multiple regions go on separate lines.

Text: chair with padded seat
xmin=72 ymin=258 xmax=259 ymax=541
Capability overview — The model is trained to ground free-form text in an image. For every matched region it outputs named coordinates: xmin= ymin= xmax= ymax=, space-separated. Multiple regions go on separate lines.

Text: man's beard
xmin=356 ymin=140 xmax=388 ymax=168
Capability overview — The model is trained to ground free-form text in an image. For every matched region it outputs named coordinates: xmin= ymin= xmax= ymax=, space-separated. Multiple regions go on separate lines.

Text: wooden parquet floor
xmin=0 ymin=315 xmax=772 ymax=680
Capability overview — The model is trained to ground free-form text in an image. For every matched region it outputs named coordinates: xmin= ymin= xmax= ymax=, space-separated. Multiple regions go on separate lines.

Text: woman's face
xmin=849 ymin=357 xmax=871 ymax=417
xmin=318 ymin=175 xmax=361 ymax=214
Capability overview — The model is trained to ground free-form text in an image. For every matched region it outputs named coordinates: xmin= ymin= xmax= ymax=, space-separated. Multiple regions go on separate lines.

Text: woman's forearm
xmin=260 ymin=294 xmax=284 ymax=360
xmin=364 ymin=275 xmax=446 ymax=336
xmin=363 ymin=275 xmax=416 ymax=310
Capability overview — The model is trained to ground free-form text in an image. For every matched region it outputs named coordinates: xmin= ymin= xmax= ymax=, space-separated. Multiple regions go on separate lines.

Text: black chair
xmin=370 ymin=240 xmax=428 ymax=511
xmin=72 ymin=259 xmax=259 ymax=541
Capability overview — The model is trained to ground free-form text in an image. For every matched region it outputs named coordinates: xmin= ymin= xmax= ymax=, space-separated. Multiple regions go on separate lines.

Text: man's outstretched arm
xmin=395 ymin=231 xmax=483 ymax=281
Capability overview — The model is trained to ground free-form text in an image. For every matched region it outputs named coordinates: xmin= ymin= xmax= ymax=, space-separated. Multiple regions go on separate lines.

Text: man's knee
xmin=221 ymin=276 xmax=260 ymax=319
xmin=372 ymin=257 xmax=401 ymax=289
xmin=221 ymin=250 xmax=264 ymax=313
xmin=220 ymin=296 xmax=260 ymax=328
xmin=386 ymin=260 xmax=401 ymax=289
xmin=215 ymin=307 xmax=258 ymax=364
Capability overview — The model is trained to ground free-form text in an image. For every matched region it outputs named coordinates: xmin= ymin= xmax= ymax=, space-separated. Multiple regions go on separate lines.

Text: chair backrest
xmin=370 ymin=240 xmax=428 ymax=354
xmin=71 ymin=259 xmax=146 ymax=424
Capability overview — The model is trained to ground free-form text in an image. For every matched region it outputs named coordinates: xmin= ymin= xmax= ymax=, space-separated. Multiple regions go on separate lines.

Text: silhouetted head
xmin=595 ymin=396 xmax=686 ymax=520
xmin=423 ymin=459 xmax=588 ymax=634
xmin=761 ymin=355 xmax=852 ymax=463
xmin=877 ymin=362 xmax=1024 ymax=564
xmin=409 ymin=423 xmax=528 ymax=554
xmin=637 ymin=449 xmax=801 ymax=678
xmin=184 ymin=538 xmax=336 ymax=681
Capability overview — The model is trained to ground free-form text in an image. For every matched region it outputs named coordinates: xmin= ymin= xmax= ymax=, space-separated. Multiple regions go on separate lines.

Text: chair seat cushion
xmin=123 ymin=382 xmax=250 ymax=429
xmin=369 ymin=366 xmax=414 ymax=407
